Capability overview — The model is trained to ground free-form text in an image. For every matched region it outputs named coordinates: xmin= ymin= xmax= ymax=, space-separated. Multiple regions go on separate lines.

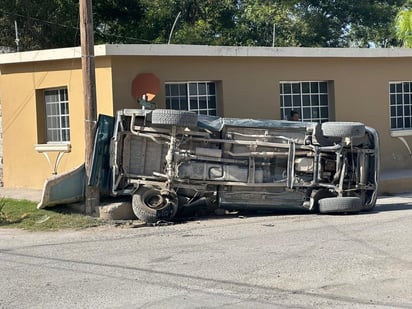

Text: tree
xmin=346 ymin=0 xmax=404 ymax=47
xmin=223 ymin=0 xmax=403 ymax=47
xmin=395 ymin=7 xmax=412 ymax=47
xmin=0 ymin=0 xmax=408 ymax=51
xmin=0 ymin=0 xmax=79 ymax=51
xmin=93 ymin=0 xmax=145 ymax=44
xmin=286 ymin=0 xmax=403 ymax=47
xmin=130 ymin=0 xmax=239 ymax=45
xmin=232 ymin=0 xmax=299 ymax=47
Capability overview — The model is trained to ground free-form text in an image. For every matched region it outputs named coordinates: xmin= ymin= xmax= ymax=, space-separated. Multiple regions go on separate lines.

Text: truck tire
xmin=319 ymin=197 xmax=362 ymax=214
xmin=321 ymin=122 xmax=365 ymax=138
xmin=151 ymin=109 xmax=198 ymax=127
xmin=132 ymin=187 xmax=178 ymax=223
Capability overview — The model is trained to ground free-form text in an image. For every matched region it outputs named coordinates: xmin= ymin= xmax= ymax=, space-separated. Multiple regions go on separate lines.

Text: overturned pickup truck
xmin=110 ymin=109 xmax=379 ymax=223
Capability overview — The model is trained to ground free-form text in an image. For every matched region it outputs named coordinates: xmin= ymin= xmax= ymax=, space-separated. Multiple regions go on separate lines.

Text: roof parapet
xmin=1 ymin=44 xmax=412 ymax=65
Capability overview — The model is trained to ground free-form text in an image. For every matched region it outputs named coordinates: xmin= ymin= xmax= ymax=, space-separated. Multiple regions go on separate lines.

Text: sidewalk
xmin=0 ymin=187 xmax=42 ymax=202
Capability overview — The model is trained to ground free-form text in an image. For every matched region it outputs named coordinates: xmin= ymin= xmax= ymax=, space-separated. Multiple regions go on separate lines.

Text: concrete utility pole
xmin=272 ymin=24 xmax=276 ymax=47
xmin=79 ymin=0 xmax=99 ymax=214
xmin=168 ymin=11 xmax=181 ymax=44
xmin=14 ymin=21 xmax=20 ymax=52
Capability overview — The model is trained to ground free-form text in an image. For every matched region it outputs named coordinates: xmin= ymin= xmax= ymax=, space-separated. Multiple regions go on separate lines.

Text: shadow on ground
xmin=373 ymin=202 xmax=412 ymax=213
xmin=172 ymin=196 xmax=412 ymax=224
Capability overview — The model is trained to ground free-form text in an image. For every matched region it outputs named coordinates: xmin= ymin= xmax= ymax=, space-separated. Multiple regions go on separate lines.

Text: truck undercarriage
xmin=110 ymin=109 xmax=379 ymax=223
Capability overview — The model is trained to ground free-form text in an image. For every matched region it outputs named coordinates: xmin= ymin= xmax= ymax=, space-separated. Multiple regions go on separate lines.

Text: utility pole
xmin=14 ymin=21 xmax=20 ymax=52
xmin=272 ymin=24 xmax=276 ymax=47
xmin=79 ymin=0 xmax=99 ymax=215
xmin=168 ymin=11 xmax=181 ymax=44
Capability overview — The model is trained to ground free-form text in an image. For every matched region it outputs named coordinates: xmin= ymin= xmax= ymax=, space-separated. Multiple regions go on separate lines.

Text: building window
xmin=44 ymin=88 xmax=70 ymax=143
xmin=280 ymin=81 xmax=329 ymax=122
xmin=389 ymin=82 xmax=412 ymax=130
xmin=165 ymin=81 xmax=217 ymax=115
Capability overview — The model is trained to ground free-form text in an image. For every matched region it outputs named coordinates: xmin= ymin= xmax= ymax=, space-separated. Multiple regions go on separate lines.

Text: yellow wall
xmin=0 ymin=57 xmax=113 ymax=188
xmin=1 ymin=52 xmax=412 ymax=188
xmin=110 ymin=55 xmax=412 ymax=172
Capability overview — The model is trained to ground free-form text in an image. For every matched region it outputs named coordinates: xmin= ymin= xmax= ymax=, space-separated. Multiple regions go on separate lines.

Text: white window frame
xmin=389 ymin=81 xmax=412 ymax=136
xmin=165 ymin=81 xmax=217 ymax=116
xmin=280 ymin=81 xmax=329 ymax=123
xmin=44 ymin=88 xmax=70 ymax=143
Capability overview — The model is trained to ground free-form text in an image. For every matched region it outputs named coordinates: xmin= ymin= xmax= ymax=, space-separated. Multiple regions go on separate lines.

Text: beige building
xmin=0 ymin=44 xmax=411 ymax=192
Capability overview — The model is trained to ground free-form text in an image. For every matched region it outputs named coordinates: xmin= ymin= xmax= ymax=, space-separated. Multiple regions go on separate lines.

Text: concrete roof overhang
xmin=1 ymin=44 xmax=412 ymax=65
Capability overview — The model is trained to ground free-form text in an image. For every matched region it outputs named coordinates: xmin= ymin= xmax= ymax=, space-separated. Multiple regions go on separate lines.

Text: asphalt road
xmin=0 ymin=194 xmax=411 ymax=309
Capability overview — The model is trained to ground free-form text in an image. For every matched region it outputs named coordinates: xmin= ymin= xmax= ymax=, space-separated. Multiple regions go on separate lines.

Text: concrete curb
xmin=0 ymin=188 xmax=42 ymax=202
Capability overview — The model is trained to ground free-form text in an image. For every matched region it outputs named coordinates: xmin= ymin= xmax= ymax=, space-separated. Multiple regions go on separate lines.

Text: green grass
xmin=0 ymin=198 xmax=102 ymax=231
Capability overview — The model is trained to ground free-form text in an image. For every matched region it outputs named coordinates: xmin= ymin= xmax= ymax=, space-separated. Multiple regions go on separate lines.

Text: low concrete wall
xmin=379 ymin=169 xmax=412 ymax=195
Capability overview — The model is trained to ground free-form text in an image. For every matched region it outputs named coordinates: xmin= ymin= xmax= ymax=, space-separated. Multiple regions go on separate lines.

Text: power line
xmin=1 ymin=10 xmax=80 ymax=30
xmin=0 ymin=9 xmax=156 ymax=44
